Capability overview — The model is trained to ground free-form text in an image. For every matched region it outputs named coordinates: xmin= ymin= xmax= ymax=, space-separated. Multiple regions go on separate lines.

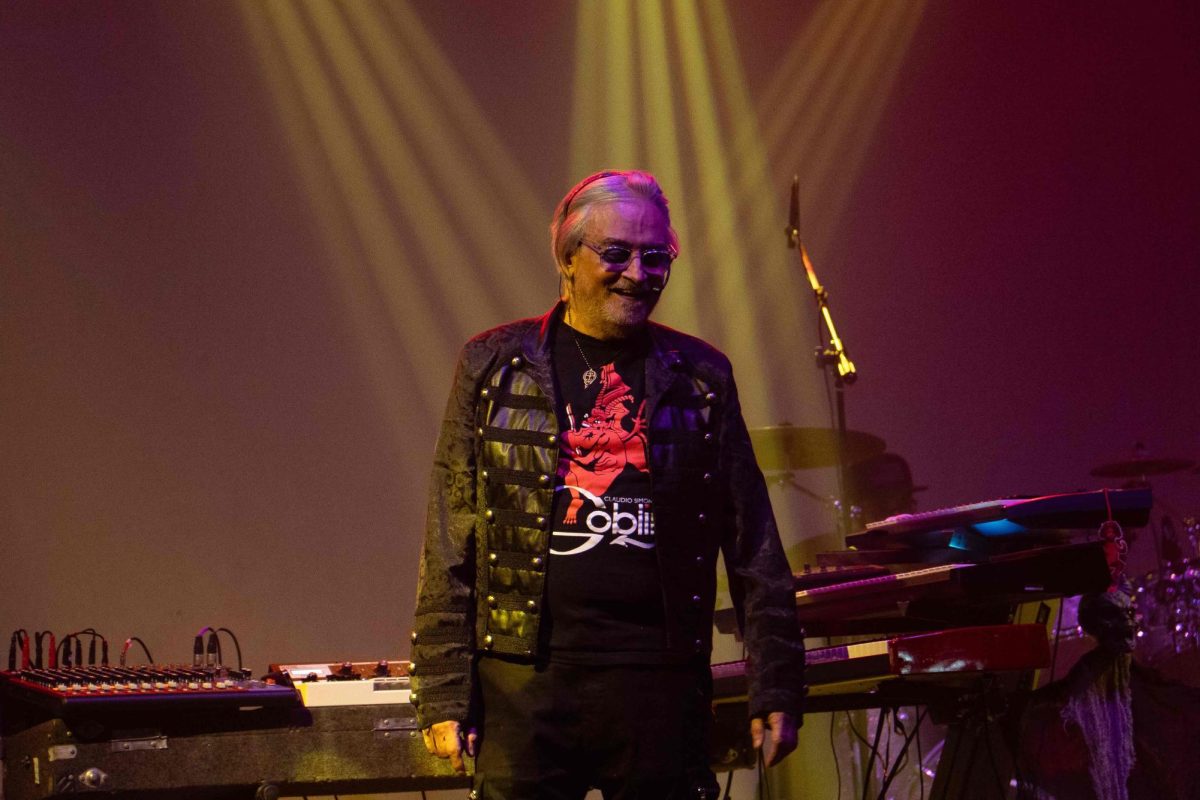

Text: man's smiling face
xmin=562 ymin=198 xmax=673 ymax=340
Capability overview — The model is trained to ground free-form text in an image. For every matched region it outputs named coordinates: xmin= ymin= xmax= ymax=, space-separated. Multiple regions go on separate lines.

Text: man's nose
xmin=622 ymin=254 xmax=650 ymax=283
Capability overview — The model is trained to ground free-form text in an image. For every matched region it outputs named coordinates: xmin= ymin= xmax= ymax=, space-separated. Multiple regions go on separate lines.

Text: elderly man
xmin=411 ymin=170 xmax=805 ymax=799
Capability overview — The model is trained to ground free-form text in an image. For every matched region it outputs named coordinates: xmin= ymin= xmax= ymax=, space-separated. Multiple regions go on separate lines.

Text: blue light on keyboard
xmin=972 ymin=519 xmax=1027 ymax=536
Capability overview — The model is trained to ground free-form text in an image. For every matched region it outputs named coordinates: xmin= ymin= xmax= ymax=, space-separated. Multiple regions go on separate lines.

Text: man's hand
xmin=421 ymin=720 xmax=477 ymax=773
xmin=750 ymin=711 xmax=798 ymax=767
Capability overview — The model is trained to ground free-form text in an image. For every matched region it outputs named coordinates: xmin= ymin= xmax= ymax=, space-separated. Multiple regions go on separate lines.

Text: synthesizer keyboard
xmin=712 ymin=623 xmax=1050 ymax=703
xmin=714 ymin=541 xmax=1112 ymax=637
xmin=846 ymin=487 xmax=1151 ymax=549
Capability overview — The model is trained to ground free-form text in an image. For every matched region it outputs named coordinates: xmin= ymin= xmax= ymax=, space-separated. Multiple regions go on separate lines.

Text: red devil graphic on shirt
xmin=558 ymin=363 xmax=649 ymax=526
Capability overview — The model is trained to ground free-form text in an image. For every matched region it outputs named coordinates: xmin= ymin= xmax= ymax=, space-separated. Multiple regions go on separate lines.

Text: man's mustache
xmin=612 ymin=280 xmax=664 ymax=295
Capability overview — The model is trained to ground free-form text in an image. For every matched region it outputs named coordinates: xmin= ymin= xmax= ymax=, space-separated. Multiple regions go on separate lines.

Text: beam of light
xmin=635 ymin=0 xmax=699 ymax=335
xmin=297 ymin=1 xmax=506 ymax=324
xmin=700 ymin=0 xmax=821 ymax=423
xmin=669 ymin=0 xmax=777 ymax=421
xmin=706 ymin=0 xmax=778 ymax=219
xmin=244 ymin=0 xmax=926 ymax=450
xmin=304 ymin=0 xmax=550 ymax=320
xmin=802 ymin=0 xmax=927 ymax=231
xmin=240 ymin=0 xmax=557 ymax=436
xmin=702 ymin=0 xmax=862 ymax=423
xmin=757 ymin=0 xmax=928 ymax=243
xmin=603 ymin=0 xmax=639 ymax=167
xmin=755 ymin=2 xmax=881 ymax=245
xmin=236 ymin=0 xmax=432 ymax=438
xmin=565 ymin=0 xmax=929 ymax=428
xmin=254 ymin=0 xmax=449 ymax=420
xmin=569 ymin=0 xmax=605 ymax=180
xmin=376 ymin=2 xmax=547 ymax=263
xmin=757 ymin=1 xmax=862 ymax=161
xmin=705 ymin=0 xmax=927 ymax=441
xmin=772 ymin=1 xmax=891 ymax=196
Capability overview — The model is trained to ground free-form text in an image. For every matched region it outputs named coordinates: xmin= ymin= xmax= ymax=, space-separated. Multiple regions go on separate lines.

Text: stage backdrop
xmin=3 ymin=2 xmax=1198 ymax=797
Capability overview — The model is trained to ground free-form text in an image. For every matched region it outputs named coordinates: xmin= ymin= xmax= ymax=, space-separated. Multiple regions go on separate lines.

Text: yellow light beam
xmin=635 ymin=0 xmax=699 ymax=336
xmin=706 ymin=0 xmax=776 ymax=214
xmin=701 ymin=0 xmax=827 ymax=423
xmin=740 ymin=0 xmax=927 ymax=253
xmin=802 ymin=0 xmax=927 ymax=232
xmin=569 ymin=1 xmax=605 ymax=180
xmin=236 ymin=0 xmax=429 ymax=440
xmin=670 ymin=0 xmax=776 ymax=421
xmin=343 ymin=1 xmax=544 ymax=312
xmin=604 ymin=0 xmax=639 ymax=167
xmin=756 ymin=1 xmax=860 ymax=159
xmin=772 ymin=0 xmax=889 ymax=179
xmin=299 ymin=0 xmax=506 ymax=327
xmin=380 ymin=1 xmax=548 ymax=261
xmin=747 ymin=0 xmax=886 ymax=263
xmin=259 ymin=0 xmax=447 ymax=418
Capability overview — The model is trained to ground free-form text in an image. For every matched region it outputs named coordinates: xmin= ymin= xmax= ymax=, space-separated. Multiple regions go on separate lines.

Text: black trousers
xmin=472 ymin=656 xmax=720 ymax=800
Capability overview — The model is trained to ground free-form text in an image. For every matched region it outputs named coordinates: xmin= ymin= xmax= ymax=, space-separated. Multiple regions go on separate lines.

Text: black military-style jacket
xmin=410 ymin=306 xmax=805 ymax=728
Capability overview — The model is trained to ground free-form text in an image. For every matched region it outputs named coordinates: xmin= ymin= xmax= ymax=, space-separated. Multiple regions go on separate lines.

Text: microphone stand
xmin=787 ymin=176 xmax=858 ymax=537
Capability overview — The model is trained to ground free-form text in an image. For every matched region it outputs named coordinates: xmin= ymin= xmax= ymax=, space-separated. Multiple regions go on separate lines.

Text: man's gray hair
xmin=549 ymin=170 xmax=679 ymax=269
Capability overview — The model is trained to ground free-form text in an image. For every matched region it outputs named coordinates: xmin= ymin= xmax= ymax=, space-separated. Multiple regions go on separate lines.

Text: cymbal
xmin=1090 ymin=457 xmax=1196 ymax=478
xmin=750 ymin=425 xmax=886 ymax=471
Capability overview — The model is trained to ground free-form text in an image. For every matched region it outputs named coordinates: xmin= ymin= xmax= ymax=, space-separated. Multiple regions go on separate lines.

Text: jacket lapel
xmin=644 ymin=327 xmax=686 ymax=425
xmin=521 ymin=305 xmax=560 ymax=411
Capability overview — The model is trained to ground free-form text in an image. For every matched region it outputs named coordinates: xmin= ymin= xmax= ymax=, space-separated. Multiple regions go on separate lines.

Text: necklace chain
xmin=571 ymin=333 xmax=598 ymax=388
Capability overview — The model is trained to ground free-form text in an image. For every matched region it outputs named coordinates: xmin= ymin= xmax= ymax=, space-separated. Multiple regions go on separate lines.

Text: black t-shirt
xmin=544 ymin=323 xmax=669 ymax=663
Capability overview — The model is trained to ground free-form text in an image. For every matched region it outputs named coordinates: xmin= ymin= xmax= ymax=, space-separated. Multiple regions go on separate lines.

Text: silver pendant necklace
xmin=572 ymin=333 xmax=598 ymax=388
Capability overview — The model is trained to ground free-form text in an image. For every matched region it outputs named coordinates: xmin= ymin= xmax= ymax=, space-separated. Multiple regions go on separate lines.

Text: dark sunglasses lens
xmin=600 ymin=247 xmax=633 ymax=265
xmin=642 ymin=250 xmax=673 ymax=269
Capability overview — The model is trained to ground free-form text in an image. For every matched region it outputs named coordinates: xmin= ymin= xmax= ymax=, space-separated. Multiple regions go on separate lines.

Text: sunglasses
xmin=579 ymin=240 xmax=676 ymax=272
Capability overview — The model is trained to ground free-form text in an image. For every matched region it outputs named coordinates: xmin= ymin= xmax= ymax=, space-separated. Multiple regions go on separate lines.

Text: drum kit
xmin=1090 ymin=451 xmax=1200 ymax=678
xmin=749 ymin=426 xmax=1200 ymax=676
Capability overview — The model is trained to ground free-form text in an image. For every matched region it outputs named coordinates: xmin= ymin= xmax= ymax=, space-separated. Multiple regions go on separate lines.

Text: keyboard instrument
xmin=715 ymin=541 xmax=1112 ymax=637
xmin=712 ymin=623 xmax=1050 ymax=711
xmin=807 ymin=541 xmax=1107 ymax=629
xmin=846 ymin=486 xmax=1151 ymax=550
xmin=0 ymin=660 xmax=463 ymax=800
xmin=707 ymin=488 xmax=1151 ymax=789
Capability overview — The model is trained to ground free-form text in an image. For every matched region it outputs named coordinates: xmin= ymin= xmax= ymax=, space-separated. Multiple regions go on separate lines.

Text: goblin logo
xmin=551 ymin=486 xmax=655 ymax=556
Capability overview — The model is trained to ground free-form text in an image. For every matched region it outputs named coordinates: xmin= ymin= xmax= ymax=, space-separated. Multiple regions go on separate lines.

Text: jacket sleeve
xmin=409 ymin=343 xmax=487 ymax=729
xmin=717 ymin=370 xmax=806 ymax=722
